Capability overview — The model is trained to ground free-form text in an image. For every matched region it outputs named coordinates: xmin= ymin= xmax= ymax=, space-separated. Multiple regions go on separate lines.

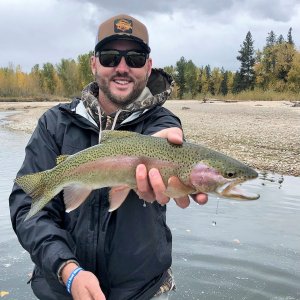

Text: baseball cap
xmin=95 ymin=14 xmax=151 ymax=53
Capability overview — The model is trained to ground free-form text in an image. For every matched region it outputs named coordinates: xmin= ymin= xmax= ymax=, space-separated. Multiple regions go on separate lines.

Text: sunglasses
xmin=96 ymin=49 xmax=149 ymax=68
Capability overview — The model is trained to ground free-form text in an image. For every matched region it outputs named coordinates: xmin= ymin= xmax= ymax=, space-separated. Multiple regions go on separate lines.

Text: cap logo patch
xmin=114 ymin=18 xmax=133 ymax=33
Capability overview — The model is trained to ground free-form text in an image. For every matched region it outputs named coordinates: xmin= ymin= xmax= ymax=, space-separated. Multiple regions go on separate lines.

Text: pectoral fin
xmin=165 ymin=176 xmax=195 ymax=198
xmin=108 ymin=186 xmax=131 ymax=212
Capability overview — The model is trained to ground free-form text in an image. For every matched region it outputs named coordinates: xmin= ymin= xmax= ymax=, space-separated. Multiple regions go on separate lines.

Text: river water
xmin=0 ymin=111 xmax=299 ymax=300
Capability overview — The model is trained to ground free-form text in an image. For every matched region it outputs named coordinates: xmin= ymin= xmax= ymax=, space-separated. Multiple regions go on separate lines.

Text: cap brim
xmin=95 ymin=34 xmax=150 ymax=53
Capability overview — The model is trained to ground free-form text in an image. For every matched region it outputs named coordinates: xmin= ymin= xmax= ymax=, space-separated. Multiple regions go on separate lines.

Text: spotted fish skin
xmin=15 ymin=130 xmax=259 ymax=221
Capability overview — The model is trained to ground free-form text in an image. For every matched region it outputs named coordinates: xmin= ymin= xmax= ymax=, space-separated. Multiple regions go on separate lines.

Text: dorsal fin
xmin=56 ymin=155 xmax=69 ymax=165
xmin=101 ymin=130 xmax=139 ymax=143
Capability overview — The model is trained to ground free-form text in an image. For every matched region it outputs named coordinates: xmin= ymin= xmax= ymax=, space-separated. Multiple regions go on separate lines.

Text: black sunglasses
xmin=96 ymin=49 xmax=149 ymax=68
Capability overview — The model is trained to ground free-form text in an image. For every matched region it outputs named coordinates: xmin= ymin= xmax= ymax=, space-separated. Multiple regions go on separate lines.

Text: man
xmin=9 ymin=14 xmax=207 ymax=299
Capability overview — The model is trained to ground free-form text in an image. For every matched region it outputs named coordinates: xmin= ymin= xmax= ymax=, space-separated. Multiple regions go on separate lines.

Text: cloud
xmin=239 ymin=0 xmax=300 ymax=22
xmin=0 ymin=0 xmax=300 ymax=73
xmin=0 ymin=0 xmax=95 ymax=71
xmin=73 ymin=0 xmax=299 ymax=22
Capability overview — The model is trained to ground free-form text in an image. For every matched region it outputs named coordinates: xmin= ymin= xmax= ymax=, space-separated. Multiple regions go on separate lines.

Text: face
xmin=91 ymin=40 xmax=152 ymax=112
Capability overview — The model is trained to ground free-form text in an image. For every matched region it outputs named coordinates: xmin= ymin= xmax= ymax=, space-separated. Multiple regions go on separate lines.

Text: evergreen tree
xmin=277 ymin=34 xmax=285 ymax=44
xmin=266 ymin=31 xmax=277 ymax=47
xmin=232 ymin=71 xmax=242 ymax=94
xmin=185 ymin=60 xmax=198 ymax=97
xmin=287 ymin=27 xmax=294 ymax=45
xmin=262 ymin=31 xmax=278 ymax=74
xmin=204 ymin=65 xmax=214 ymax=95
xmin=220 ymin=68 xmax=228 ymax=95
xmin=236 ymin=31 xmax=256 ymax=90
xmin=204 ymin=64 xmax=211 ymax=78
xmin=175 ymin=56 xmax=187 ymax=99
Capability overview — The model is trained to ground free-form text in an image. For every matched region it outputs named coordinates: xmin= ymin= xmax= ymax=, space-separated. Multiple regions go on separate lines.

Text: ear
xmin=90 ymin=55 xmax=97 ymax=76
xmin=147 ymin=57 xmax=152 ymax=78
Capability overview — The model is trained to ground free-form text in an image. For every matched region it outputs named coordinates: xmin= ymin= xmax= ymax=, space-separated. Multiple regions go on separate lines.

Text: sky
xmin=1 ymin=0 xmax=300 ymax=73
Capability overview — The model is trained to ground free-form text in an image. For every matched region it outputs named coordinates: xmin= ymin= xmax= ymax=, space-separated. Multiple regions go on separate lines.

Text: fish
xmin=15 ymin=130 xmax=259 ymax=221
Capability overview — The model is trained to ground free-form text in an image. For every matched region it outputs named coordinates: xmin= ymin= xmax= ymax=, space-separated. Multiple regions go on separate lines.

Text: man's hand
xmin=62 ymin=263 xmax=106 ymax=300
xmin=136 ymin=127 xmax=208 ymax=208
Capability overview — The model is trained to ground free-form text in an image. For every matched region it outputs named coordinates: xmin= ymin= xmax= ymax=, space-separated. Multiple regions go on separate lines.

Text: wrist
xmin=66 ymin=267 xmax=84 ymax=294
xmin=57 ymin=260 xmax=79 ymax=285
xmin=61 ymin=262 xmax=80 ymax=285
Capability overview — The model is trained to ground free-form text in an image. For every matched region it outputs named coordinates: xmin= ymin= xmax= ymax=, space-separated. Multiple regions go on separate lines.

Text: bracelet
xmin=66 ymin=267 xmax=83 ymax=294
xmin=57 ymin=260 xmax=79 ymax=285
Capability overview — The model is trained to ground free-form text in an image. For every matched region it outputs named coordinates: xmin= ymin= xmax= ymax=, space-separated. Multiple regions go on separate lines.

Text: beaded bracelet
xmin=66 ymin=267 xmax=83 ymax=294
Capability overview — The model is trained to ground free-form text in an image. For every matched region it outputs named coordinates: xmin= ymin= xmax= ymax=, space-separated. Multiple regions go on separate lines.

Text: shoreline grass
xmin=0 ymin=96 xmax=70 ymax=103
xmin=173 ymin=89 xmax=300 ymax=102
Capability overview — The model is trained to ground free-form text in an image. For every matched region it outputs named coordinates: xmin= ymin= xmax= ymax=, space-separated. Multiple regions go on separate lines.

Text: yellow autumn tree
xmin=287 ymin=51 xmax=300 ymax=92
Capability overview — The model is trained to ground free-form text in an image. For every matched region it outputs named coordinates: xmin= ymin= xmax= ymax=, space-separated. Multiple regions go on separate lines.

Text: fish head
xmin=189 ymin=158 xmax=259 ymax=200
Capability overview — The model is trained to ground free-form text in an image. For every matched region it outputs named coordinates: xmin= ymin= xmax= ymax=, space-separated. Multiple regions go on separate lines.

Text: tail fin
xmin=14 ymin=171 xmax=51 ymax=221
xmin=15 ymin=171 xmax=46 ymax=198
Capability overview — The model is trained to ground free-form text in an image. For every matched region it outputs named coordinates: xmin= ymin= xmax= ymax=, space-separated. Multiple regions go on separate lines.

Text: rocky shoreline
xmin=0 ymin=100 xmax=299 ymax=176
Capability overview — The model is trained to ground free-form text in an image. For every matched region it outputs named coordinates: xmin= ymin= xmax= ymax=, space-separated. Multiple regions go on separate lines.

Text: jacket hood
xmin=80 ymin=68 xmax=174 ymax=129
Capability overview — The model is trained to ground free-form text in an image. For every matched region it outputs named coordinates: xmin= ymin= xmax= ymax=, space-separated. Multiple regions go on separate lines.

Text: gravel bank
xmin=0 ymin=100 xmax=299 ymax=176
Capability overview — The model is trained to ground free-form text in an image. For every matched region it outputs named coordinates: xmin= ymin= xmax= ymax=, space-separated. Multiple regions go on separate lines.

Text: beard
xmin=95 ymin=71 xmax=149 ymax=108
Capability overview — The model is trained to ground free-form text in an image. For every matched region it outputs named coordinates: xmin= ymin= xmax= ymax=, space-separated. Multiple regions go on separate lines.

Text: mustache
xmin=111 ymin=72 xmax=134 ymax=81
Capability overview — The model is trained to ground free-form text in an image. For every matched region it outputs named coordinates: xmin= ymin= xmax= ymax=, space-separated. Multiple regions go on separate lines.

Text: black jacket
xmin=9 ymin=94 xmax=181 ymax=299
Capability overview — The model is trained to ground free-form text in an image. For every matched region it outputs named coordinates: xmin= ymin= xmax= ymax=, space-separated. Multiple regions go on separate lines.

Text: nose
xmin=115 ymin=56 xmax=130 ymax=73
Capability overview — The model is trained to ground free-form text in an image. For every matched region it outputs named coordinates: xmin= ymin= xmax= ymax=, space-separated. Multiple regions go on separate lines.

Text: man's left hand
xmin=135 ymin=127 xmax=208 ymax=208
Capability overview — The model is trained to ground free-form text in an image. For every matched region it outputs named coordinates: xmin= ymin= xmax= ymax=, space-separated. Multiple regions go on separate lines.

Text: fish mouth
xmin=217 ymin=178 xmax=259 ymax=200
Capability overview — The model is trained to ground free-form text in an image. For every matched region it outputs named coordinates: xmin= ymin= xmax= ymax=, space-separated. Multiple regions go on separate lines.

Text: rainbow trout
xmin=15 ymin=130 xmax=259 ymax=221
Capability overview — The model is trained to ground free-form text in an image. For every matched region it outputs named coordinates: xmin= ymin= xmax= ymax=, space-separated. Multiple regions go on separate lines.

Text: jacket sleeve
xmin=141 ymin=106 xmax=182 ymax=135
xmin=9 ymin=110 xmax=77 ymax=280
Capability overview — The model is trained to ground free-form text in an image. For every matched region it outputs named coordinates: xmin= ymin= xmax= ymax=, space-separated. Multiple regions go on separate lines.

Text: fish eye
xmin=226 ymin=171 xmax=236 ymax=178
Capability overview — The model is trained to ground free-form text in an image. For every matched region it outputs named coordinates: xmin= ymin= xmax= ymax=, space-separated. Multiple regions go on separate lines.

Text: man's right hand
xmin=62 ymin=263 xmax=106 ymax=300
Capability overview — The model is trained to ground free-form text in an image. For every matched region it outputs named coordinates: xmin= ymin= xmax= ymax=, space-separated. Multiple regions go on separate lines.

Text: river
xmin=0 ymin=111 xmax=299 ymax=299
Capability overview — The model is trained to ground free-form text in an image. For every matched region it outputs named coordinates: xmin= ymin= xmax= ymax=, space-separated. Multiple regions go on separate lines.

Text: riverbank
xmin=0 ymin=102 xmax=61 ymax=132
xmin=0 ymin=100 xmax=299 ymax=176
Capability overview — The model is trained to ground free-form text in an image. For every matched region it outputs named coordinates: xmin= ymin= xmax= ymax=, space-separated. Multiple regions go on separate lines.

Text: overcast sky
xmin=1 ymin=0 xmax=300 ymax=73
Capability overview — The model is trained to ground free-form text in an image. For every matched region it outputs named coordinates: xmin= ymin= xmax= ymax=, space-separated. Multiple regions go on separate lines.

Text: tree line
xmin=0 ymin=28 xmax=299 ymax=100
xmin=168 ymin=28 xmax=300 ymax=99
xmin=0 ymin=52 xmax=94 ymax=99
